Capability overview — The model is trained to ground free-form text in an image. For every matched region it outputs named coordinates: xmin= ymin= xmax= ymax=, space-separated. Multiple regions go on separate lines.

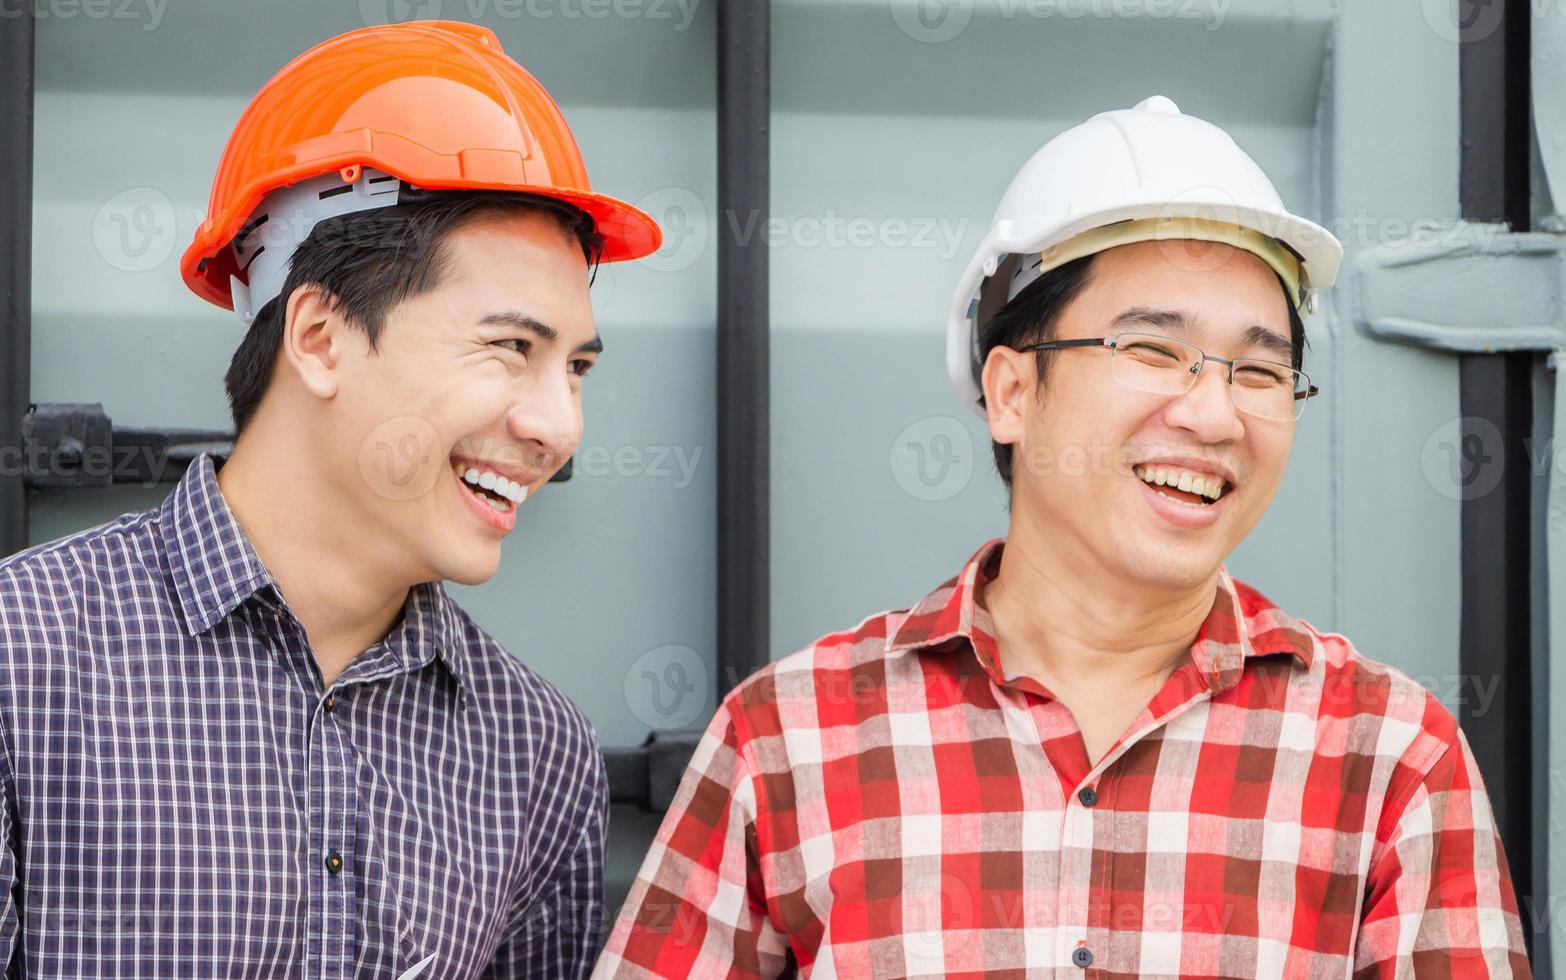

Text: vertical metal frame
xmin=1457 ymin=0 xmax=1539 ymax=961
xmin=1 ymin=12 xmax=34 ymax=558
xmin=716 ymin=0 xmax=771 ymax=692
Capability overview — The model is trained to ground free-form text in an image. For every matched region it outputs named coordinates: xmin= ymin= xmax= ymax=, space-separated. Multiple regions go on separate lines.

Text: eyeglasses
xmin=1016 ymin=332 xmax=1319 ymax=422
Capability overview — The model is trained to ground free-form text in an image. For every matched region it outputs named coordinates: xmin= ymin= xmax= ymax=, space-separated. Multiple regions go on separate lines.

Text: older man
xmin=596 ymin=96 xmax=1528 ymax=978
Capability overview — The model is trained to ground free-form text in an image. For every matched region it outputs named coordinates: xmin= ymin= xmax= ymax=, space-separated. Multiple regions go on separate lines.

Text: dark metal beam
xmin=1457 ymin=354 xmax=1535 ymax=932
xmin=1457 ymin=0 xmax=1537 ymax=962
xmin=716 ymin=0 xmax=770 ymax=692
xmin=0 ymin=10 xmax=35 ymax=558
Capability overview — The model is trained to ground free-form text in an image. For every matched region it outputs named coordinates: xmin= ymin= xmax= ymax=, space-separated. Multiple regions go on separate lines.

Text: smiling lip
xmin=450 ymin=453 xmax=542 ymax=487
xmin=454 ymin=466 xmax=517 ymax=533
xmin=1138 ymin=474 xmax=1231 ymax=530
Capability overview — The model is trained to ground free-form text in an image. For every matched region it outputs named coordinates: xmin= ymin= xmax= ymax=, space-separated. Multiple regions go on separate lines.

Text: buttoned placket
xmin=1004 ymin=674 xmax=1215 ymax=974
xmin=259 ymin=597 xmax=414 ymax=980
xmin=314 ymin=645 xmax=420 ymax=980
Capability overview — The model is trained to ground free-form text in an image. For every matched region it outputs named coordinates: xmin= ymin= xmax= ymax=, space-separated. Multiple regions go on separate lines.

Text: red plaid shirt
xmin=596 ymin=539 xmax=1529 ymax=978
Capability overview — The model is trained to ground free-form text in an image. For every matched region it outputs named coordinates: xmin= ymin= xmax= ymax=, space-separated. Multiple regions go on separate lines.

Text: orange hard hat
xmin=180 ymin=20 xmax=661 ymax=316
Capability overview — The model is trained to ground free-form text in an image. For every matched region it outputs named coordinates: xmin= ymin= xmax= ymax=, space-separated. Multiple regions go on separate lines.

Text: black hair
xmin=224 ymin=189 xmax=604 ymax=435
xmin=977 ymin=253 xmax=1307 ymax=490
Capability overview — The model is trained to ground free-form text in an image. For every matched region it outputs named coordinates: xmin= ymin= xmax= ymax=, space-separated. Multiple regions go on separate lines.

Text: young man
xmin=0 ymin=22 xmax=659 ymax=978
xmin=598 ymin=97 xmax=1529 ymax=977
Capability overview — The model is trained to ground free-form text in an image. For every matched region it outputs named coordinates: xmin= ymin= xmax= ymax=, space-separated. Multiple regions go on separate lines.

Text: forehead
xmin=438 ymin=211 xmax=589 ymax=286
xmin=418 ymin=212 xmax=595 ymax=327
xmin=1067 ymin=239 xmax=1293 ymax=347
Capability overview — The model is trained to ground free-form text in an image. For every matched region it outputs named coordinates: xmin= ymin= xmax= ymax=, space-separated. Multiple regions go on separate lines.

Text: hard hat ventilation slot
xmin=233 ymin=213 xmax=269 ymax=257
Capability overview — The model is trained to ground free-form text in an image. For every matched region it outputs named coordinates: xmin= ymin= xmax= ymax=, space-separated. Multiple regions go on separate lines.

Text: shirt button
xmin=325 ymin=850 xmax=344 ymax=875
xmin=323 ymin=695 xmax=335 ymax=712
xmin=1072 ymin=944 xmax=1094 ymax=968
xmin=1078 ymin=786 xmax=1098 ymax=807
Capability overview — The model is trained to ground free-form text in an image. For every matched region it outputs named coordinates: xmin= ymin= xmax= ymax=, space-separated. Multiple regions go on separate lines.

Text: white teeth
xmin=454 ymin=460 xmax=528 ymax=505
xmin=1134 ymin=465 xmax=1228 ymax=502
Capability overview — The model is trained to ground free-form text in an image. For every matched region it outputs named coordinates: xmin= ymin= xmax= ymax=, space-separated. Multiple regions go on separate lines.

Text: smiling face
xmin=982 ymin=238 xmax=1300 ymax=593
xmin=318 ymin=209 xmax=599 ymax=586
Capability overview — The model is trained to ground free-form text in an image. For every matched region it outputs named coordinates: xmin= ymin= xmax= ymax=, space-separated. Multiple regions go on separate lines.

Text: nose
xmin=1164 ymin=356 xmax=1246 ymax=441
xmin=505 ymin=371 xmax=581 ymax=477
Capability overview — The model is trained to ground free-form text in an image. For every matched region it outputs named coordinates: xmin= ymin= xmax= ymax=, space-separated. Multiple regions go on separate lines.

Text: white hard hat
xmin=947 ymin=95 xmax=1343 ymax=417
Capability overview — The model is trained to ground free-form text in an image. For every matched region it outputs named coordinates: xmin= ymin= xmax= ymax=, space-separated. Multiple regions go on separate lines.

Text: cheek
xmin=1032 ymin=400 xmax=1140 ymax=486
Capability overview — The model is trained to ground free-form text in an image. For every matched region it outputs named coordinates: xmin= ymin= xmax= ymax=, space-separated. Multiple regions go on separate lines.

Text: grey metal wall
xmin=24 ymin=0 xmax=1554 ymax=965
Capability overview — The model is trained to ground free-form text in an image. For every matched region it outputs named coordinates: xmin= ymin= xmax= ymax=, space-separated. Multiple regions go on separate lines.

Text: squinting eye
xmin=571 ymin=359 xmax=595 ymax=378
xmin=493 ymin=339 xmax=529 ymax=355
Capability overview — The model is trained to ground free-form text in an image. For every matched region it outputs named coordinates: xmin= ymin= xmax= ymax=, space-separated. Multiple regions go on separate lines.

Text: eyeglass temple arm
xmin=1016 ymin=339 xmax=1109 ymax=352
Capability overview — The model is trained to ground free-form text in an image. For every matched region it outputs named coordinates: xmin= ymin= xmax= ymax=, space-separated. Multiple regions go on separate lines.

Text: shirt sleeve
xmin=485 ymin=736 xmax=610 ymax=980
xmin=0 ymin=714 xmax=16 ymax=971
xmin=1353 ymin=728 xmax=1531 ymax=978
xmin=592 ymin=699 xmax=790 ymax=979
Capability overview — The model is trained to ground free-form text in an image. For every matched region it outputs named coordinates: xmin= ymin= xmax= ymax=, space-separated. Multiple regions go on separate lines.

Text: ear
xmin=279 ymin=284 xmax=346 ymax=401
xmin=981 ymin=345 xmax=1036 ymax=453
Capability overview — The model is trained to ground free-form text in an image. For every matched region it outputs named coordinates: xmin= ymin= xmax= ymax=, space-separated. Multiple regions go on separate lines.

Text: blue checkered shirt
xmin=0 ymin=452 xmax=608 ymax=978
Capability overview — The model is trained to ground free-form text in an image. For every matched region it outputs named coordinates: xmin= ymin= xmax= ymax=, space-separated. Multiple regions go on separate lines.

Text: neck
xmin=215 ymin=409 xmax=414 ymax=689
xmin=986 ymin=504 xmax=1218 ymax=694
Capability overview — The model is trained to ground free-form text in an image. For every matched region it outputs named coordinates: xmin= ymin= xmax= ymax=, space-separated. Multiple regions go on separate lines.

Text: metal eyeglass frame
xmin=1014 ymin=332 xmax=1320 ymax=421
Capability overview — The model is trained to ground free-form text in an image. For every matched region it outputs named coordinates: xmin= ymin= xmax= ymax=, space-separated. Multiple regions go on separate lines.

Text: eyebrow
xmin=1110 ymin=307 xmax=1293 ymax=360
xmin=479 ymin=311 xmax=603 ymax=355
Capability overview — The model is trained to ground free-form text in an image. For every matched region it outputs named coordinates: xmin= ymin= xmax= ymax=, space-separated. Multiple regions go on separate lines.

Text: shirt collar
xmin=160 ymin=452 xmax=275 ymax=637
xmin=160 ymin=452 xmax=467 ymax=688
xmin=884 ymin=537 xmax=1314 ymax=695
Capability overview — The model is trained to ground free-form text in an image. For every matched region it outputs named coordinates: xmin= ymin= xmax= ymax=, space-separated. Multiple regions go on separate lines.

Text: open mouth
xmin=1133 ymin=464 xmax=1231 ymax=509
xmin=451 ymin=457 xmax=528 ymax=515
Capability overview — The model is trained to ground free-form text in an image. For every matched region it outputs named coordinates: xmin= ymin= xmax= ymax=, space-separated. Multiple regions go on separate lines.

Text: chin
xmin=1119 ymin=544 xmax=1221 ymax=592
xmin=434 ymin=548 xmax=504 ymax=587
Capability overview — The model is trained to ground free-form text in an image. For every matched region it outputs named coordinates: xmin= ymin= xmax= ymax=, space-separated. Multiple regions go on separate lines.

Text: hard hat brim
xmin=181 ymin=167 xmax=662 ymax=312
xmin=947 ymin=202 xmax=1343 ymax=417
